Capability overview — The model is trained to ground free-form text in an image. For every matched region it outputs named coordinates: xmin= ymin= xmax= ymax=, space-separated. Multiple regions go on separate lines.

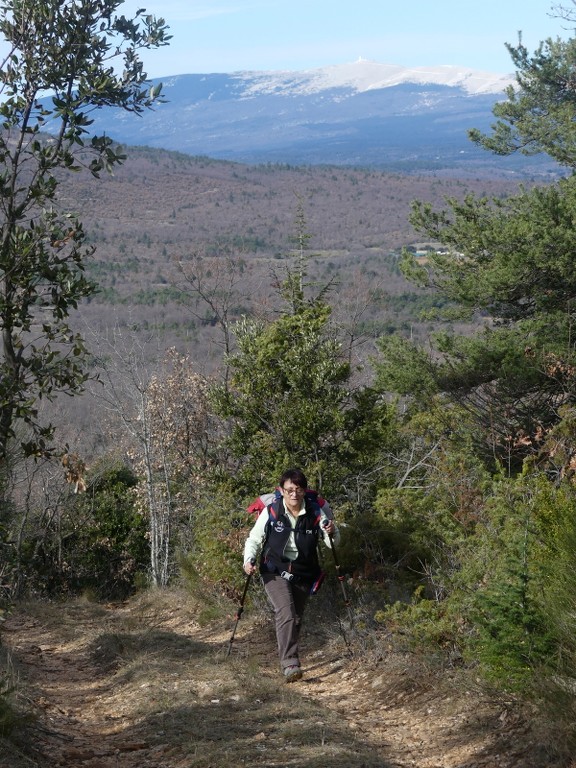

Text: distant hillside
xmin=83 ymin=61 xmax=559 ymax=177
xmin=66 ymin=146 xmax=532 ymax=372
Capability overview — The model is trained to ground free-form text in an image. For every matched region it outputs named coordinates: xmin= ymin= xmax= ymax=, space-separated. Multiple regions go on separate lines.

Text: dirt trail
xmin=0 ymin=592 xmax=562 ymax=768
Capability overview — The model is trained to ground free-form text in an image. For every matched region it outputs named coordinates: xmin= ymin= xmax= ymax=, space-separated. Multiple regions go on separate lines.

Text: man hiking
xmin=243 ymin=468 xmax=339 ymax=682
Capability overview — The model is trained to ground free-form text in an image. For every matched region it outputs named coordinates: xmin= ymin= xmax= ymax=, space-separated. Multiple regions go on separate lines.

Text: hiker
xmin=243 ymin=467 xmax=339 ymax=682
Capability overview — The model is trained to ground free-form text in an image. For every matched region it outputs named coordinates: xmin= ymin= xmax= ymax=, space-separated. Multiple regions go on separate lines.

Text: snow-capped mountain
xmin=87 ymin=60 xmax=551 ymax=174
xmin=230 ymin=59 xmax=514 ymax=97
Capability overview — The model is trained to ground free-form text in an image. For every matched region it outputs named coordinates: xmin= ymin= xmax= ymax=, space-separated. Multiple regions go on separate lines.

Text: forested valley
xmin=4 ymin=1 xmax=576 ymax=766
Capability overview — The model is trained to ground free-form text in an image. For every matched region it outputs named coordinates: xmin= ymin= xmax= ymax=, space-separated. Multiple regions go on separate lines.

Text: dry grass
xmin=0 ymin=587 xmax=565 ymax=768
xmin=0 ymin=588 xmax=388 ymax=767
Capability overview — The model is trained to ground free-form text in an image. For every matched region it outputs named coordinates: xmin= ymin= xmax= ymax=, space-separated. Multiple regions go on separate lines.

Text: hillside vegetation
xmin=69 ymin=148 xmax=526 ymax=369
xmin=0 ymin=590 xmax=562 ymax=768
xmin=6 ymin=9 xmax=576 ymax=766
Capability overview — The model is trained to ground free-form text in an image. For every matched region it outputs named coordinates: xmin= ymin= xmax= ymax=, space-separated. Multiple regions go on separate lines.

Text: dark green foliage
xmin=375 ymin=596 xmax=461 ymax=655
xmin=340 ymin=389 xmax=396 ymax=483
xmin=408 ymin=180 xmax=576 ymax=322
xmin=179 ymin=484 xmax=249 ymax=602
xmin=469 ymin=36 xmax=576 ymax=169
xmin=380 ymin=174 xmax=576 ymax=469
xmin=68 ymin=464 xmax=148 ymax=599
xmin=371 ymin=458 xmax=561 ymax=694
xmin=372 ymin=411 xmax=488 ymax=567
xmin=374 ymin=335 xmax=438 ymax=403
xmin=29 ymin=462 xmax=148 ymax=599
xmin=526 ymin=475 xmax=576 ymax=743
xmin=360 ymin=20 xmax=576 ymax=735
xmin=0 ymin=0 xmax=170 ymax=460
xmin=458 ymin=477 xmax=554 ymax=690
xmin=212 ymin=299 xmax=351 ymax=492
xmin=0 ymin=674 xmax=17 ymax=737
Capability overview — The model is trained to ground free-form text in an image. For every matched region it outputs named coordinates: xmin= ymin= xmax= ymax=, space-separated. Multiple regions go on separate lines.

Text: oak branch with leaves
xmin=0 ymin=0 xmax=170 ymax=464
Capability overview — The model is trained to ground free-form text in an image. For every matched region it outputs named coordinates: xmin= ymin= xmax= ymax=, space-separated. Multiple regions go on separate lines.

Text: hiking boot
xmin=284 ymin=665 xmax=303 ymax=682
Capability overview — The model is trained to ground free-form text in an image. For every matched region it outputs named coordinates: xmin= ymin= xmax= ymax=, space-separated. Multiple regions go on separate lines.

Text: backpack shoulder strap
xmin=269 ymin=495 xmax=283 ymax=519
xmin=304 ymin=490 xmax=320 ymax=507
xmin=304 ymin=493 xmax=322 ymax=527
xmin=263 ymin=497 xmax=283 ymax=545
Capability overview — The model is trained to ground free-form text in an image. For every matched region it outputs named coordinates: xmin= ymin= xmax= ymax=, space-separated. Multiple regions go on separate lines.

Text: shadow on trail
xmin=87 ymin=628 xmax=210 ymax=672
xmin=1 ymin=603 xmax=395 ymax=767
xmin=115 ymin=694 xmax=395 ymax=768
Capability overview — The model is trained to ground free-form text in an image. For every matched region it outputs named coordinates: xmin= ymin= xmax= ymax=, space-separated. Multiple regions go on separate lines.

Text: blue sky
xmin=121 ymin=0 xmax=570 ymax=77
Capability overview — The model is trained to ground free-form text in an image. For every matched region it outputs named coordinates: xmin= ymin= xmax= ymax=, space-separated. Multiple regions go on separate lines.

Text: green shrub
xmin=0 ymin=675 xmax=16 ymax=737
xmin=374 ymin=591 xmax=463 ymax=655
xmin=178 ymin=485 xmax=249 ymax=602
xmin=66 ymin=463 xmax=148 ymax=598
xmin=454 ymin=474 xmax=557 ymax=692
xmin=29 ymin=460 xmax=148 ymax=599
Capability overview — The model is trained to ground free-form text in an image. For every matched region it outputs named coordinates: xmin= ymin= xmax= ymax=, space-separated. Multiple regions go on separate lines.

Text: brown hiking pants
xmin=262 ymin=572 xmax=310 ymax=670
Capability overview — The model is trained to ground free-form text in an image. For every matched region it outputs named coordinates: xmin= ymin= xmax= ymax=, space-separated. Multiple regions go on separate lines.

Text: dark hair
xmin=279 ymin=468 xmax=308 ymax=489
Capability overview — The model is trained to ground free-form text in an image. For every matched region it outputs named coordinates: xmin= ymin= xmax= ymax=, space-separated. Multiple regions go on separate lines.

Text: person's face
xmin=281 ymin=483 xmax=305 ymax=506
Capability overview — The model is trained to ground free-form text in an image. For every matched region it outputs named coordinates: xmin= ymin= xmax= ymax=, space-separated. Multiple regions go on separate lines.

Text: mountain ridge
xmin=159 ymin=59 xmax=516 ymax=97
xmin=202 ymin=59 xmax=516 ymax=96
xmin=86 ymin=61 xmax=555 ymax=176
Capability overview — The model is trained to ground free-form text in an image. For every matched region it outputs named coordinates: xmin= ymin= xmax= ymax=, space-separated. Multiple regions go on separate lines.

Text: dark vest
xmin=260 ymin=498 xmax=322 ymax=583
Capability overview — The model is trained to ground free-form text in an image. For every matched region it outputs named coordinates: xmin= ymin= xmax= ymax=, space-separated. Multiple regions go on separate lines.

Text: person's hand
xmin=322 ymin=519 xmax=335 ymax=535
xmin=244 ymin=560 xmax=257 ymax=575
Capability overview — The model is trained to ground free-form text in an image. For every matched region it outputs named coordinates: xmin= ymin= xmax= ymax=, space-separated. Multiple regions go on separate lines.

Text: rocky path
xmin=0 ymin=592 xmax=562 ymax=768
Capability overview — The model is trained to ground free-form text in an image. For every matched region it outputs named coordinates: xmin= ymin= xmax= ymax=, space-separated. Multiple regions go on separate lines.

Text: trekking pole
xmin=226 ymin=569 xmax=253 ymax=657
xmin=326 ymin=527 xmax=355 ymax=629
